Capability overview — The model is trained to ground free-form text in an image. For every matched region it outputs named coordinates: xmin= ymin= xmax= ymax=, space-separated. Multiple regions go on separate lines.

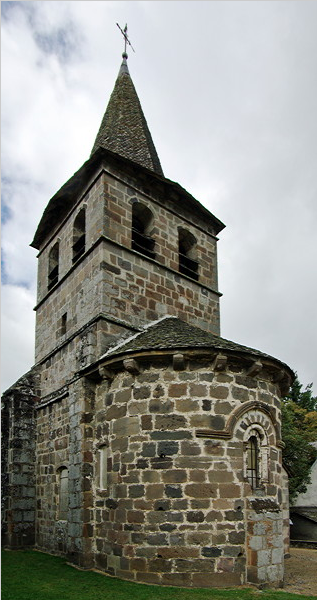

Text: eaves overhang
xmin=78 ymin=316 xmax=295 ymax=397
xmin=31 ymin=147 xmax=225 ymax=250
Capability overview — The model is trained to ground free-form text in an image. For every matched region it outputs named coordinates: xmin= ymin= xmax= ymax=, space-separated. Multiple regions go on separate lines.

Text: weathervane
xmin=116 ymin=23 xmax=135 ymax=58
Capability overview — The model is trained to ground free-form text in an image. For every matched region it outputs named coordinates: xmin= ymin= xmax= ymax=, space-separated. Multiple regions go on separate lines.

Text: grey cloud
xmin=1 ymin=1 xmax=316 ymax=392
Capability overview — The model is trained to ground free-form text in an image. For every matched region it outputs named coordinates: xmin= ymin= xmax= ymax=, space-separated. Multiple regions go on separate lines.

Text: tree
xmin=281 ymin=375 xmax=317 ymax=504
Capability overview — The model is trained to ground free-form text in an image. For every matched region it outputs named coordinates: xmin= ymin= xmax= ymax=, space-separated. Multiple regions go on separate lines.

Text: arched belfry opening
xmin=131 ymin=201 xmax=155 ymax=259
xmin=48 ymin=242 xmax=59 ymax=290
xmin=178 ymin=227 xmax=199 ymax=280
xmin=72 ymin=208 xmax=86 ymax=263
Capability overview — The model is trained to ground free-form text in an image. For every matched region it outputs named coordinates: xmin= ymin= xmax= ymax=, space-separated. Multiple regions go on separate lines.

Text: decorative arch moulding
xmin=196 ymin=400 xmax=280 ymax=443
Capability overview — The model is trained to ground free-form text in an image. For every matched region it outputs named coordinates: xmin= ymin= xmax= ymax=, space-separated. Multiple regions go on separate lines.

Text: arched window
xmin=131 ymin=202 xmax=155 ymax=259
xmin=243 ymin=424 xmax=269 ymax=490
xmin=72 ymin=208 xmax=86 ymax=263
xmin=48 ymin=242 xmax=59 ymax=290
xmin=246 ymin=435 xmax=260 ymax=489
xmin=178 ymin=228 xmax=199 ymax=281
xmin=57 ymin=467 xmax=68 ymax=520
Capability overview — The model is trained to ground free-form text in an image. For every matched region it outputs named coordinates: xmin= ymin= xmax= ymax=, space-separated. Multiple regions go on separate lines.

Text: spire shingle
xmin=91 ymin=56 xmax=164 ymax=176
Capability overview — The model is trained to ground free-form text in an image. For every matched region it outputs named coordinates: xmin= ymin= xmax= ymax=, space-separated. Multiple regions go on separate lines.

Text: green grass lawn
xmin=1 ymin=550 xmax=315 ymax=600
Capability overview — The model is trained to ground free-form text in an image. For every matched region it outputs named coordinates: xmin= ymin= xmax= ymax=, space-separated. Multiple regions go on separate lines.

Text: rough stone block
xmin=187 ymin=511 xmax=205 ymax=523
xmin=248 ymin=535 xmax=263 ymax=550
xmin=175 ymin=399 xmax=199 ymax=412
xmin=168 ymin=384 xmax=188 ymax=398
xmin=149 ymin=400 xmax=172 ymax=413
xmin=165 ymin=485 xmax=183 ymax=498
xmin=141 ymin=415 xmax=152 ymax=430
xmin=113 ymin=416 xmax=139 ymax=437
xmin=106 ymin=405 xmax=127 ymax=420
xmin=146 ymin=533 xmax=168 ymax=546
xmin=128 ymin=401 xmax=148 ymax=415
xmin=145 ymin=484 xmax=164 ymax=500
xmin=127 ymin=510 xmax=144 ymax=523
xmin=133 ymin=386 xmax=151 ymax=400
xmin=155 ymin=414 xmax=187 ymax=430
xmin=189 ymin=384 xmax=207 ymax=397
xmin=192 ymin=572 xmax=242 ymax=587
xmin=162 ymin=470 xmax=187 ymax=483
xmin=202 ymin=546 xmax=222 ymax=557
xmin=185 ymin=483 xmax=216 ymax=498
xmin=148 ymin=557 xmax=171 ymax=572
xmin=158 ymin=441 xmax=179 ymax=456
xmin=175 ymin=558 xmax=214 ymax=572
xmin=161 ymin=573 xmax=191 ymax=587
xmin=136 ymin=572 xmax=161 ymax=584
xmin=128 ymin=485 xmax=145 ymax=498
xmin=151 ymin=430 xmax=192 ymax=440
xmin=181 ymin=441 xmax=201 ymax=456
xmin=130 ymin=557 xmax=147 ymax=571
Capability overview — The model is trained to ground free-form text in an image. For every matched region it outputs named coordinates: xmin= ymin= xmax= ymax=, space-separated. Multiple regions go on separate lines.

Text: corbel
xmin=213 ymin=353 xmax=227 ymax=371
xmin=173 ymin=353 xmax=185 ymax=371
xmin=98 ymin=365 xmax=113 ymax=380
xmin=247 ymin=360 xmax=263 ymax=377
xmin=273 ymin=370 xmax=284 ymax=383
xmin=123 ymin=358 xmax=140 ymax=374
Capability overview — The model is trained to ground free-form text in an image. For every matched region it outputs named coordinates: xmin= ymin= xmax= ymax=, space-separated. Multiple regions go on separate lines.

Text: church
xmin=2 ymin=41 xmax=293 ymax=588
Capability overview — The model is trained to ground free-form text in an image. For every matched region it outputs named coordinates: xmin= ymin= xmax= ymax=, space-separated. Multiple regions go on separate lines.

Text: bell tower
xmin=2 ymin=38 xmax=293 ymax=587
xmin=31 ymin=50 xmax=225 ymax=399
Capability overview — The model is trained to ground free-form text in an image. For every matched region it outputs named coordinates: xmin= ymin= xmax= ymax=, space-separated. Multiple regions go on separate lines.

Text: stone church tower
xmin=2 ymin=49 xmax=293 ymax=588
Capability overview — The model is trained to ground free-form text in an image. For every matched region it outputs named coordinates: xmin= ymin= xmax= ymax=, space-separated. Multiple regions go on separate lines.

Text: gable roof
xmin=90 ymin=56 xmax=163 ymax=176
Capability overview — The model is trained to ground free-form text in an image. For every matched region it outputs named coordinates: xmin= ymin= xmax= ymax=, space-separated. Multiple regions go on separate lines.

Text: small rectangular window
xmin=58 ymin=468 xmax=68 ymax=520
xmin=61 ymin=313 xmax=67 ymax=336
xmin=99 ymin=446 xmax=107 ymax=489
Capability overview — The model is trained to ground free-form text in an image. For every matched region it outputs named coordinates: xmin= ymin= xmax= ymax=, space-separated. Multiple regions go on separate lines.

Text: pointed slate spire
xmin=91 ymin=54 xmax=164 ymax=176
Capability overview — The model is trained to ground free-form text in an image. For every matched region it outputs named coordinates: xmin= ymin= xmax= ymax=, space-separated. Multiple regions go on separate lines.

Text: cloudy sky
xmin=1 ymin=1 xmax=317 ymax=394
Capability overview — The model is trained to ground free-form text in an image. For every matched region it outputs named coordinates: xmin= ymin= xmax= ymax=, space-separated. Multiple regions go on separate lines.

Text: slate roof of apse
xmin=102 ymin=316 xmax=293 ymax=375
xmin=90 ymin=57 xmax=164 ymax=176
xmin=31 ymin=147 xmax=225 ymax=249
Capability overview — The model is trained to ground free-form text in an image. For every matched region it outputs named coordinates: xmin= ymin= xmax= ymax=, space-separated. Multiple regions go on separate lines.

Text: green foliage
xmin=1 ymin=550 xmax=315 ymax=600
xmin=281 ymin=375 xmax=317 ymax=504
xmin=287 ymin=377 xmax=317 ymax=412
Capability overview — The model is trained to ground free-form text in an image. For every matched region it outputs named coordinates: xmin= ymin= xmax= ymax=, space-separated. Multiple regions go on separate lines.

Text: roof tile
xmin=91 ymin=57 xmax=163 ymax=176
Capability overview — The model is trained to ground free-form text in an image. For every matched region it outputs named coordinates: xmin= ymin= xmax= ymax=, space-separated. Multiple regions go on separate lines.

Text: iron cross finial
xmin=116 ymin=23 xmax=135 ymax=58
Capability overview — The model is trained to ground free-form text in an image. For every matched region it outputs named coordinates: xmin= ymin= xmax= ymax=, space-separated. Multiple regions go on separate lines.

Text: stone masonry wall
xmin=35 ymin=378 xmax=96 ymax=567
xmin=36 ymin=394 xmax=70 ymax=552
xmin=1 ymin=371 xmax=39 ymax=548
xmin=87 ymin=355 xmax=285 ymax=587
xmin=35 ymin=167 xmax=220 ymax=398
xmin=102 ymin=170 xmax=219 ymax=293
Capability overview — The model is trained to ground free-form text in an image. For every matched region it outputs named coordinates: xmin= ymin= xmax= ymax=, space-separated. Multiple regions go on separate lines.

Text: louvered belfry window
xmin=72 ymin=208 xmax=86 ymax=263
xmin=131 ymin=202 xmax=155 ymax=259
xmin=178 ymin=228 xmax=199 ymax=281
xmin=48 ymin=242 xmax=59 ymax=290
